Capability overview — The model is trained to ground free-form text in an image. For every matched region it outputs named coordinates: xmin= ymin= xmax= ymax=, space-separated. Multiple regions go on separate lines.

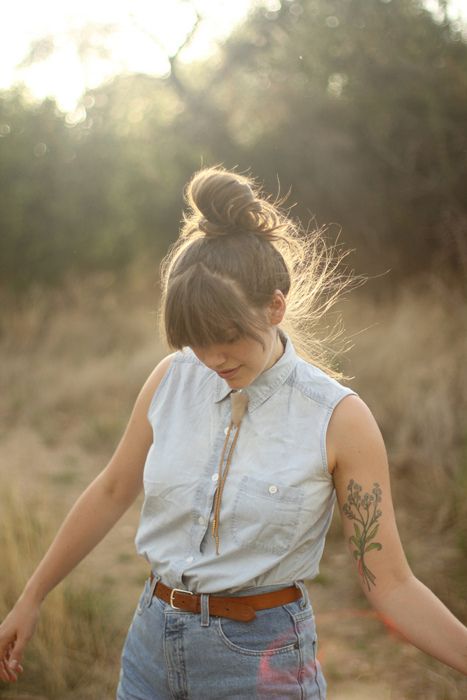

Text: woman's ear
xmin=268 ymin=290 xmax=286 ymax=325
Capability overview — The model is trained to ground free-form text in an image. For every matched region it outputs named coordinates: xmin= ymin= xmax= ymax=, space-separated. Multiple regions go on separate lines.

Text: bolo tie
xmin=211 ymin=389 xmax=249 ymax=555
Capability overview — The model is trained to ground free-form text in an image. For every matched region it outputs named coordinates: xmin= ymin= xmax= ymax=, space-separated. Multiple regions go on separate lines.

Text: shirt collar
xmin=213 ymin=329 xmax=298 ymax=412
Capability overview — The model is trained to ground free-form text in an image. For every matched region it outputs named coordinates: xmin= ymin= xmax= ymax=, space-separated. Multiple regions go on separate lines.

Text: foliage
xmin=0 ymin=91 xmax=132 ymax=290
xmin=1 ymin=0 xmax=467 ymax=291
xmin=221 ymin=0 xmax=467 ymax=279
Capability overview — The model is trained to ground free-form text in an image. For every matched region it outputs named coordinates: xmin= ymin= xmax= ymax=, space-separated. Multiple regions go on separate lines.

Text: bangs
xmin=164 ymin=267 xmax=269 ymax=349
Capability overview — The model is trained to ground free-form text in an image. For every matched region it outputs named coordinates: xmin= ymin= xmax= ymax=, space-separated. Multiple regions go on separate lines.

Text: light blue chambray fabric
xmin=134 ymin=330 xmax=358 ymax=595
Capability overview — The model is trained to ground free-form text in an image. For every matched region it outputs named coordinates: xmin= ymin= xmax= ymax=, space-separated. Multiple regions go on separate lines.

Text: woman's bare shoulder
xmin=138 ymin=352 xmax=177 ymax=411
xmin=326 ymin=394 xmax=381 ymax=475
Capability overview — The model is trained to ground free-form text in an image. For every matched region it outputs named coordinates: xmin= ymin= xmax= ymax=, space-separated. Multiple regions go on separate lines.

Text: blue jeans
xmin=116 ymin=574 xmax=327 ymax=699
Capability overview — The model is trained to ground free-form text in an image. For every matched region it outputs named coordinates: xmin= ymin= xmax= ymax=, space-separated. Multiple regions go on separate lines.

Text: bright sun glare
xmin=0 ymin=0 xmax=254 ymax=111
xmin=0 ymin=0 xmax=466 ymax=112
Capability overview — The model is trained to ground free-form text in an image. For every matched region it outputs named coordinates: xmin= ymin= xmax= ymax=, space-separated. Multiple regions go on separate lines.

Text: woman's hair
xmin=159 ymin=165 xmax=361 ymax=380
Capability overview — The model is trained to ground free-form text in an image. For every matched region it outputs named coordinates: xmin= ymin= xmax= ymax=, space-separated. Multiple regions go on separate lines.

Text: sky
xmin=0 ymin=0 xmax=254 ymax=111
xmin=0 ymin=0 xmax=466 ymax=113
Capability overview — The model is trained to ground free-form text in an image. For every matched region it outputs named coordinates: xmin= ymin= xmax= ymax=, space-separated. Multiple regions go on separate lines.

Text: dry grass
xmin=343 ymin=276 xmax=467 ymax=617
xmin=0 ymin=482 xmax=120 ymax=699
xmin=0 ymin=267 xmax=466 ymax=698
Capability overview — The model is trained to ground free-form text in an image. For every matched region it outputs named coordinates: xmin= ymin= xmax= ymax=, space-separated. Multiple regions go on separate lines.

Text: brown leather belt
xmin=149 ymin=573 xmax=302 ymax=622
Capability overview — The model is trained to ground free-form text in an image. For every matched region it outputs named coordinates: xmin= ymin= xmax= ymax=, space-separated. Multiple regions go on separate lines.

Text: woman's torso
xmin=134 ymin=332 xmax=357 ymax=594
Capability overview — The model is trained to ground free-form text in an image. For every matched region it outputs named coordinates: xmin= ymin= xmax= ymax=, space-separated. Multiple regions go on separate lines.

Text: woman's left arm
xmin=327 ymin=394 xmax=467 ymax=675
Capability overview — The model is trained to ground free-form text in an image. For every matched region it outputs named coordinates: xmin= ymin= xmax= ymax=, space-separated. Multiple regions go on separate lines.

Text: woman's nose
xmin=200 ymin=346 xmax=228 ymax=369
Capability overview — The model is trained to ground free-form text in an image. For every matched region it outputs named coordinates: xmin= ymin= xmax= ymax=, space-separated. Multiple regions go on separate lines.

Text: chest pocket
xmin=231 ymin=475 xmax=304 ymax=556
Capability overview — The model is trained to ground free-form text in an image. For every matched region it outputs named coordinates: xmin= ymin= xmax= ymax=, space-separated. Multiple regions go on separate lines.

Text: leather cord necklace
xmin=211 ymin=389 xmax=249 ymax=555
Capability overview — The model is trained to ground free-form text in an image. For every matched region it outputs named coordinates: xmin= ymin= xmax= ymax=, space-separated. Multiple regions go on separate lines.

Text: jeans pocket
xmin=216 ymin=605 xmax=299 ymax=656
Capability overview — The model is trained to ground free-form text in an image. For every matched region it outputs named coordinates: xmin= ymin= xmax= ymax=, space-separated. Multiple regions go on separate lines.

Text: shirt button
xmin=198 ymin=516 xmax=205 ymax=526
xmin=186 ymin=556 xmax=194 ymax=563
xmin=211 ymin=473 xmax=219 ymax=482
xmin=268 ymin=485 xmax=278 ymax=495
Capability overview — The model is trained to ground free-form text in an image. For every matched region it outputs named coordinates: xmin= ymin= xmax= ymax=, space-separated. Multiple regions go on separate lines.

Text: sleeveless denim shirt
xmin=134 ymin=331 xmax=358 ymax=595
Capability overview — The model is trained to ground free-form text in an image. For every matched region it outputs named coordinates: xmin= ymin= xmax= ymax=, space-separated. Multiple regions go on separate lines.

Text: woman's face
xmin=190 ymin=325 xmax=285 ymax=389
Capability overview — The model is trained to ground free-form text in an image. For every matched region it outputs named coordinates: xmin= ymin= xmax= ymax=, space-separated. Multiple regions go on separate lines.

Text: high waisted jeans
xmin=116 ymin=573 xmax=327 ymax=699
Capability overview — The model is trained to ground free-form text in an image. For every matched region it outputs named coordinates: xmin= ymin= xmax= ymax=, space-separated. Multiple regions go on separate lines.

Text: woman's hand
xmin=0 ymin=600 xmax=41 ymax=683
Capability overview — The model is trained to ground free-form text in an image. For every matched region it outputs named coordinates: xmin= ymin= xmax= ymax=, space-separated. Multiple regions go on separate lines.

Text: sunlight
xmin=0 ymin=0 xmax=465 ymax=112
xmin=0 ymin=0 xmax=253 ymax=111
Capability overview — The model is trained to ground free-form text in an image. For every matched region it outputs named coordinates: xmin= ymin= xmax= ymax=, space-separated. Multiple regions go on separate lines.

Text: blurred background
xmin=1 ymin=1 xmax=466 ymax=698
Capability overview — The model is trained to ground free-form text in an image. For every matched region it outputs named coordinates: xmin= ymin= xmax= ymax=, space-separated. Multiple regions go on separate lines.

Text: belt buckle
xmin=169 ymin=587 xmax=194 ymax=609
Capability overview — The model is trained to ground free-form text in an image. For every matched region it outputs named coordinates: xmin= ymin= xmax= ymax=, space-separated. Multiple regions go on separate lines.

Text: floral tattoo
xmin=342 ymin=480 xmax=383 ymax=591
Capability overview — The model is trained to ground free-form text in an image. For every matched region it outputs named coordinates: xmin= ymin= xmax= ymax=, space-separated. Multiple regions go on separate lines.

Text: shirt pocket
xmin=231 ymin=475 xmax=305 ymax=556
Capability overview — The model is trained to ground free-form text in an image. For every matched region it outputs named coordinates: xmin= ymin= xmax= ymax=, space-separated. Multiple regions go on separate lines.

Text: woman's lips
xmin=218 ymin=366 xmax=241 ymax=378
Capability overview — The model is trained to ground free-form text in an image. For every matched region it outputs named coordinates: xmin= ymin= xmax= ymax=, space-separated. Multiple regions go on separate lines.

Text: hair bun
xmin=198 ymin=217 xmax=233 ymax=237
xmin=185 ymin=167 xmax=269 ymax=239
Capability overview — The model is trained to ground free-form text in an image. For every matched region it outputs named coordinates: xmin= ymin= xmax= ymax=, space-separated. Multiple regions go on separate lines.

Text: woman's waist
xmin=149 ymin=566 xmax=308 ymax=597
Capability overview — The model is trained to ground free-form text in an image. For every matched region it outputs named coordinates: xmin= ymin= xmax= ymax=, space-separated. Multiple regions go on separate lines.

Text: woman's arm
xmin=0 ymin=353 xmax=174 ymax=682
xmin=327 ymin=395 xmax=467 ymax=676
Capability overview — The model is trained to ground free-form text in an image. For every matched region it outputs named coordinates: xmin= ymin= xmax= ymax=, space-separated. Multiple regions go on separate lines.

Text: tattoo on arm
xmin=342 ymin=480 xmax=383 ymax=591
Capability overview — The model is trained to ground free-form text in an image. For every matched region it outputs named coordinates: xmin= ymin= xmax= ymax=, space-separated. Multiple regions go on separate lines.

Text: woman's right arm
xmin=0 ymin=353 xmax=175 ymax=683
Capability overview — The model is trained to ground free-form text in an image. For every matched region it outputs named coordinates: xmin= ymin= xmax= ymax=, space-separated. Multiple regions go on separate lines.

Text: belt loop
xmin=200 ymin=593 xmax=210 ymax=627
xmin=294 ymin=580 xmax=308 ymax=609
xmin=147 ymin=571 xmax=161 ymax=608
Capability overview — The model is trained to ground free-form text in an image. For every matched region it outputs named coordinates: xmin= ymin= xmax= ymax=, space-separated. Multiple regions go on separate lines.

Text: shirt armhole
xmin=320 ymin=388 xmax=359 ymax=476
xmin=147 ymin=356 xmax=177 ymax=421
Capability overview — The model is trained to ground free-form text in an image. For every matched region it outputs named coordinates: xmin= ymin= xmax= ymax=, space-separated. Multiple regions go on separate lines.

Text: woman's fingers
xmin=0 ymin=639 xmax=15 ymax=682
xmin=0 ymin=657 xmax=19 ymax=683
xmin=0 ymin=657 xmax=24 ymax=682
xmin=0 ymin=653 xmax=15 ymax=682
xmin=0 ymin=601 xmax=40 ymax=683
xmin=0 ymin=638 xmax=24 ymax=683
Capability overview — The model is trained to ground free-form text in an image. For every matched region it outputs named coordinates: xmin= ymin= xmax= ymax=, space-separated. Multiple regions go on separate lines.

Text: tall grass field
xmin=1 ymin=269 xmax=466 ymax=699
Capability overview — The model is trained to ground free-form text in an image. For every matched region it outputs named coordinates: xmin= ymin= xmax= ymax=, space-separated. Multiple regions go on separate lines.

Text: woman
xmin=0 ymin=166 xmax=466 ymax=698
